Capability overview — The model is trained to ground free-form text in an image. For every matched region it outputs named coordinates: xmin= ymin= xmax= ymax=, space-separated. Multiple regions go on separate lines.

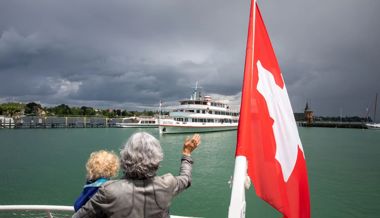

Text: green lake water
xmin=0 ymin=127 xmax=379 ymax=217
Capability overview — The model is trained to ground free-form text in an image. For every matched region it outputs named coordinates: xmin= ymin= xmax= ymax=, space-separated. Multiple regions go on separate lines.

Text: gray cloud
xmin=0 ymin=0 xmax=379 ymax=117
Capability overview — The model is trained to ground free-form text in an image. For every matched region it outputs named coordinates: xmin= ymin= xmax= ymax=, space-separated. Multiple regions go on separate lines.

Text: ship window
xmin=188 ymin=110 xmax=194 ymax=113
xmin=185 ymin=118 xmax=188 ymax=122
xmin=196 ymin=110 xmax=200 ymax=113
xmin=202 ymin=110 xmax=205 ymax=114
xmin=208 ymin=110 xmax=212 ymax=114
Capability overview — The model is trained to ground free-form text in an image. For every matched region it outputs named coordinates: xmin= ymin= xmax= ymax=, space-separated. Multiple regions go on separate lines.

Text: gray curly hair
xmin=120 ymin=132 xmax=164 ymax=179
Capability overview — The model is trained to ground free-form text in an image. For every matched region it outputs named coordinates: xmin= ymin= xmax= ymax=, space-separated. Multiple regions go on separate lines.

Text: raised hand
xmin=182 ymin=134 xmax=201 ymax=156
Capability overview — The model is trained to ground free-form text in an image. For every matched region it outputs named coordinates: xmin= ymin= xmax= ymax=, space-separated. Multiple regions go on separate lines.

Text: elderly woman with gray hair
xmin=73 ymin=132 xmax=201 ymax=218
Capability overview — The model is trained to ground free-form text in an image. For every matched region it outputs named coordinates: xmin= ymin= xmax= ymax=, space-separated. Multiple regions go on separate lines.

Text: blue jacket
xmin=74 ymin=178 xmax=108 ymax=212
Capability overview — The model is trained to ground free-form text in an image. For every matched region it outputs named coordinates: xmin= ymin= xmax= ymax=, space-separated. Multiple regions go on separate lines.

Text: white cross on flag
xmin=229 ymin=1 xmax=310 ymax=218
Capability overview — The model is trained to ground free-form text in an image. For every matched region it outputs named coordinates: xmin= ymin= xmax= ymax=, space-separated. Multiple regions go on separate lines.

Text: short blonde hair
xmin=86 ymin=150 xmax=120 ymax=181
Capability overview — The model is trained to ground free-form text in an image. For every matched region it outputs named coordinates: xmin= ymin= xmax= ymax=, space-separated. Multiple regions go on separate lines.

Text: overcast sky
xmin=0 ymin=0 xmax=379 ymax=117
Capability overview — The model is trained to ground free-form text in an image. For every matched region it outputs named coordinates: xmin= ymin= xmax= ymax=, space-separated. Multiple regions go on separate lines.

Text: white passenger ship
xmin=159 ymin=84 xmax=239 ymax=134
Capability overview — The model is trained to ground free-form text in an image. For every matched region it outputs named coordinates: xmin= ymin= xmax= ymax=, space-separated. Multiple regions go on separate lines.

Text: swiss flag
xmin=236 ymin=1 xmax=310 ymax=218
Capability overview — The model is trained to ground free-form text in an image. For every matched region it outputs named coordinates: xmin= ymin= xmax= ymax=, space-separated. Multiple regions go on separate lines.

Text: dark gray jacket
xmin=72 ymin=156 xmax=193 ymax=218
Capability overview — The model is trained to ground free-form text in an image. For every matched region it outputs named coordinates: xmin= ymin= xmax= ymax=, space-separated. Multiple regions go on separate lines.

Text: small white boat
xmin=0 ymin=116 xmax=15 ymax=128
xmin=159 ymin=83 xmax=239 ymax=134
xmin=366 ymin=123 xmax=380 ymax=129
xmin=115 ymin=116 xmax=158 ymax=128
xmin=366 ymin=93 xmax=380 ymax=130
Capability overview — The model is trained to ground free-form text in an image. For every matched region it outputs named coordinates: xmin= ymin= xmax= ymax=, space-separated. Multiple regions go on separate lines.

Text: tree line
xmin=1 ymin=102 xmax=371 ymax=121
xmin=0 ymin=102 xmax=159 ymax=118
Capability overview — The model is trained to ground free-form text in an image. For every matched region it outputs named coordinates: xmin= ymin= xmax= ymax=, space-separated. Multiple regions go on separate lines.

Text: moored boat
xmin=115 ymin=116 xmax=158 ymax=128
xmin=0 ymin=116 xmax=15 ymax=128
xmin=366 ymin=123 xmax=380 ymax=129
xmin=366 ymin=93 xmax=380 ymax=130
xmin=159 ymin=83 xmax=239 ymax=134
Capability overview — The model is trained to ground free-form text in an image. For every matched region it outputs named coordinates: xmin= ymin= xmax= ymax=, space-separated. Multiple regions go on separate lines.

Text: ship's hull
xmin=159 ymin=124 xmax=237 ymax=134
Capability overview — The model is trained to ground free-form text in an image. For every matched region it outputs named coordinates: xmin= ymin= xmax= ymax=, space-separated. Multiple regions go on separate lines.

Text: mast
xmin=374 ymin=93 xmax=378 ymax=123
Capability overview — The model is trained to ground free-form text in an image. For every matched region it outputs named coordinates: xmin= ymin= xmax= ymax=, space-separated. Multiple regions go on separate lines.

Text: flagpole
xmin=228 ymin=0 xmax=256 ymax=217
xmin=228 ymin=156 xmax=248 ymax=218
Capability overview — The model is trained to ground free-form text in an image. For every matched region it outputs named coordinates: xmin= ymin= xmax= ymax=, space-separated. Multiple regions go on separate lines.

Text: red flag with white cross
xmin=229 ymin=1 xmax=311 ymax=218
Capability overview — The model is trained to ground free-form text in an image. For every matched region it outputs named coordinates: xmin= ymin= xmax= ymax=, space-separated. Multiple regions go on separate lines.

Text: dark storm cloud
xmin=0 ymin=0 xmax=379 ymax=116
xmin=259 ymin=0 xmax=380 ymax=116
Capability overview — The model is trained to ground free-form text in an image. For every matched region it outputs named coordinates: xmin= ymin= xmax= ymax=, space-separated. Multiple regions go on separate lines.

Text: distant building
xmin=304 ymin=102 xmax=314 ymax=125
xmin=294 ymin=113 xmax=305 ymax=121
xmin=37 ymin=107 xmax=46 ymax=117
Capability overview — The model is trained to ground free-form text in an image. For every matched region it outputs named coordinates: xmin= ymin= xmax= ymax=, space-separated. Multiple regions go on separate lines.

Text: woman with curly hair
xmin=73 ymin=132 xmax=200 ymax=218
xmin=74 ymin=150 xmax=120 ymax=212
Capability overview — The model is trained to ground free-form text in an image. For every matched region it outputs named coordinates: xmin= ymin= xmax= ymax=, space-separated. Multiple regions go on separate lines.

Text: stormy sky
xmin=0 ymin=0 xmax=379 ymax=117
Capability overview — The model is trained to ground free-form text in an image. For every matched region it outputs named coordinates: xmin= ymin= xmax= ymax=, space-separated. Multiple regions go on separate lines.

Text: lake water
xmin=0 ymin=127 xmax=379 ymax=217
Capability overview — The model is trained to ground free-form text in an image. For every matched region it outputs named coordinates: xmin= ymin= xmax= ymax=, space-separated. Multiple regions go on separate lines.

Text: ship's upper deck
xmin=179 ymin=100 xmax=227 ymax=109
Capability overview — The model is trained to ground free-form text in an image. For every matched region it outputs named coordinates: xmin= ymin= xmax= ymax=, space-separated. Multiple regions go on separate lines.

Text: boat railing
xmin=0 ymin=205 xmax=202 ymax=218
xmin=0 ymin=205 xmax=73 ymax=218
xmin=164 ymin=103 xmax=239 ymax=111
